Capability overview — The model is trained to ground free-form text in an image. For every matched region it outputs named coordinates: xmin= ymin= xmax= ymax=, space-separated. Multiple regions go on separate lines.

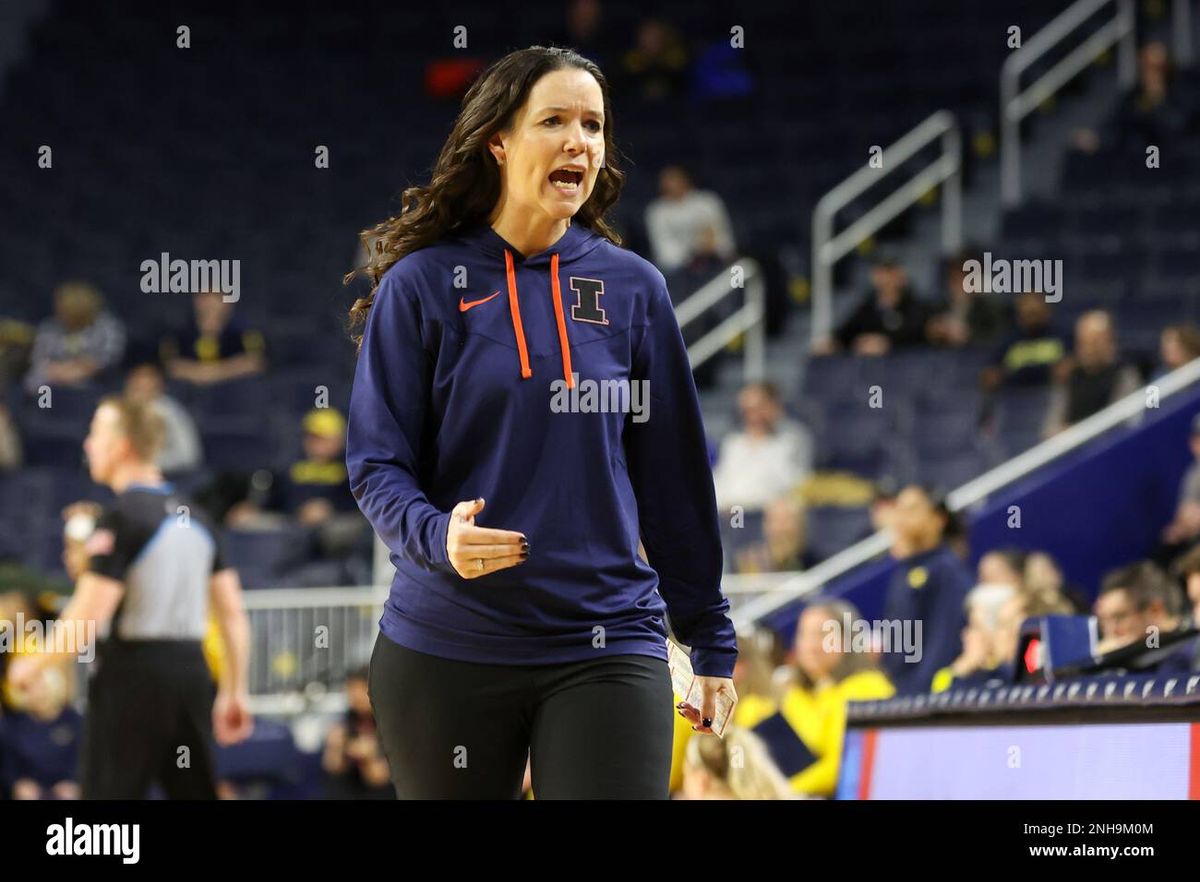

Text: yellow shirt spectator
xmin=780 ymin=669 xmax=894 ymax=797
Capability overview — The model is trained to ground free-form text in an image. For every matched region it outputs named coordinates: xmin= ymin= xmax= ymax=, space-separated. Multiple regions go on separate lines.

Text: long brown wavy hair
xmin=345 ymin=45 xmax=627 ymax=353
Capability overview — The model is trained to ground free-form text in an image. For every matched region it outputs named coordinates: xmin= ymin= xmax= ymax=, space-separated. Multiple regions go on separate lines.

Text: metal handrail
xmin=810 ymin=110 xmax=962 ymax=343
xmin=732 ymin=355 xmax=1200 ymax=629
xmin=1000 ymin=0 xmax=1137 ymax=207
xmin=674 ymin=258 xmax=767 ymax=381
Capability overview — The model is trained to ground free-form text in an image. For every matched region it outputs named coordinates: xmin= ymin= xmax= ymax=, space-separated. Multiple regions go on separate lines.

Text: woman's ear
xmin=487 ymin=133 xmax=506 ymax=167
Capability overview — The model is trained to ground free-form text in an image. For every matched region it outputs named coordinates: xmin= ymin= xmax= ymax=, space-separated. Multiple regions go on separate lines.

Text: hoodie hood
xmin=451 ymin=221 xmax=607 ymax=389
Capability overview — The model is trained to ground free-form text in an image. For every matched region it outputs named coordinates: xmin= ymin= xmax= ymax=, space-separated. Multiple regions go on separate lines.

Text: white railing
xmin=810 ymin=110 xmax=962 ymax=343
xmin=732 ymin=355 xmax=1200 ymax=629
xmin=674 ymin=258 xmax=767 ymax=381
xmin=1000 ymin=0 xmax=1137 ymax=207
xmin=241 ymin=586 xmax=385 ymax=703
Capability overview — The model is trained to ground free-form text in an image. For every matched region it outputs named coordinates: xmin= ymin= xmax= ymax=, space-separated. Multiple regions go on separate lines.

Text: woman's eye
xmin=586 ymin=120 xmax=602 ymax=132
xmin=543 ymin=116 xmax=559 ymax=126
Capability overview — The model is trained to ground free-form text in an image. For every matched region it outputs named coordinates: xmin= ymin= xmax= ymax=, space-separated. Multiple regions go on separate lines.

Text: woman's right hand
xmin=446 ymin=497 xmax=529 ymax=579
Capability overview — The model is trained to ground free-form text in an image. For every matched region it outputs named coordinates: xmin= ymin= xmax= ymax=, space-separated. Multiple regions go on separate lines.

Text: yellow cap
xmin=302 ymin=408 xmax=346 ymax=439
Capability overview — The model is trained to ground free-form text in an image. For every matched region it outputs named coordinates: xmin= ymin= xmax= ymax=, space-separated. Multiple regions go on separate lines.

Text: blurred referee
xmin=6 ymin=396 xmax=253 ymax=798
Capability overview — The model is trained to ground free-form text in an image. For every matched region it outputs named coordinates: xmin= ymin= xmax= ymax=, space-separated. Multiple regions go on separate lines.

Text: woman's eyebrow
xmin=536 ymin=105 xmax=604 ymax=118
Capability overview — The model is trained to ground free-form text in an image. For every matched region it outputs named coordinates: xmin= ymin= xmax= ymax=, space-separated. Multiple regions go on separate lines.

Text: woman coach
xmin=345 ymin=45 xmax=738 ymax=799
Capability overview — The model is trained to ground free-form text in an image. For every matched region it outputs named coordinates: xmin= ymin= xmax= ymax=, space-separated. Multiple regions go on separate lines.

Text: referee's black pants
xmin=368 ymin=633 xmax=675 ymax=799
xmin=81 ymin=640 xmax=219 ymax=800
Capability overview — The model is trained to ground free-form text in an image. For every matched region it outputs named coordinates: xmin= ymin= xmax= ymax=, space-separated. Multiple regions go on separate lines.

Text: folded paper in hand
xmin=667 ymin=639 xmax=732 ymax=738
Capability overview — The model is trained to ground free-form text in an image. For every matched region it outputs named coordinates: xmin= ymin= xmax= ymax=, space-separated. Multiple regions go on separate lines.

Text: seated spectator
xmin=124 ymin=363 xmax=202 ymax=475
xmin=992 ymin=589 xmax=1074 ymax=675
xmin=1094 ymin=561 xmax=1185 ymax=656
xmin=1042 ymin=310 xmax=1141 ymax=438
xmin=645 ymin=165 xmax=737 ymax=274
xmin=160 ymin=290 xmax=266 ymax=386
xmin=1024 ymin=550 xmax=1089 ymax=614
xmin=1153 ymin=323 xmax=1200 ymax=381
xmin=679 ymin=726 xmax=795 ymax=800
xmin=815 ymin=256 xmax=934 ymax=356
xmin=548 ymin=0 xmax=615 ymax=67
xmin=1174 ymin=544 xmax=1200 ymax=627
xmin=981 ymin=292 xmax=1067 ymax=390
xmin=775 ymin=599 xmax=894 ymax=797
xmin=927 ymin=249 xmax=1012 ymax=348
xmin=1169 ymin=548 xmax=1200 ymax=671
xmin=976 ymin=547 xmax=1026 ymax=591
xmin=730 ymin=628 xmax=787 ymax=729
xmin=881 ymin=485 xmax=972 ymax=694
xmin=734 ymin=495 xmax=813 ymax=574
xmin=0 ymin=402 xmax=22 ymax=471
xmin=0 ymin=665 xmax=82 ymax=800
xmin=227 ymin=408 xmax=367 ymax=567
xmin=978 ymin=546 xmax=1084 ymax=614
xmin=931 ymin=583 xmax=1016 ymax=692
xmin=321 ymin=668 xmax=392 ymax=799
xmin=619 ymin=18 xmax=689 ymax=103
xmin=1071 ymin=41 xmax=1197 ymax=154
xmin=23 ymin=281 xmax=125 ymax=395
xmin=712 ymin=381 xmax=813 ymax=513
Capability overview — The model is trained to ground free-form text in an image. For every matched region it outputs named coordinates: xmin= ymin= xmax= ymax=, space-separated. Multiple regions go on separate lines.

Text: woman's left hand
xmin=677 ymin=676 xmax=738 ymax=735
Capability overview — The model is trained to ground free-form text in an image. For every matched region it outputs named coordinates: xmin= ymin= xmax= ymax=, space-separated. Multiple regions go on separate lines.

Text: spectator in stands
xmin=1042 ymin=310 xmax=1141 ymax=438
xmin=549 ymin=0 xmax=613 ymax=67
xmin=993 ymin=590 xmax=1074 ymax=675
xmin=881 ymin=485 xmax=972 ymax=694
xmin=927 ymin=249 xmax=1012 ymax=348
xmin=0 ymin=403 xmax=22 ymax=470
xmin=1153 ymin=323 xmax=1200 ymax=381
xmin=0 ymin=665 xmax=82 ymax=799
xmin=679 ymin=725 xmax=795 ymax=800
xmin=644 ymin=165 xmax=737 ymax=274
xmin=730 ymin=628 xmax=786 ymax=729
xmin=227 ymin=408 xmax=367 ymax=566
xmin=321 ymin=667 xmax=392 ymax=799
xmin=1168 ymin=549 xmax=1200 ymax=672
xmin=734 ymin=495 xmax=813 ymax=574
xmin=981 ymin=292 xmax=1066 ymax=391
xmin=619 ymin=18 xmax=689 ymax=102
xmin=776 ymin=599 xmax=894 ymax=796
xmin=1174 ymin=545 xmax=1200 ymax=627
xmin=976 ymin=547 xmax=1026 ymax=591
xmin=123 ymin=363 xmax=202 ymax=475
xmin=1157 ymin=414 xmax=1200 ymax=563
xmin=712 ymin=381 xmax=813 ymax=513
xmin=160 ymin=290 xmax=266 ymax=386
xmin=814 ymin=256 xmax=934 ymax=356
xmin=1072 ymin=41 xmax=1196 ymax=154
xmin=931 ymin=582 xmax=1016 ymax=692
xmin=1094 ymin=561 xmax=1185 ymax=655
xmin=23 ymin=281 xmax=125 ymax=395
xmin=1024 ymin=550 xmax=1089 ymax=614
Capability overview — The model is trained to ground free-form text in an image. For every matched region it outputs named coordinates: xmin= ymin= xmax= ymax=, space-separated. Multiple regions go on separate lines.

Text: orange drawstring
xmin=549 ymin=253 xmax=575 ymax=389
xmin=504 ymin=249 xmax=532 ymax=379
xmin=502 ymin=249 xmax=575 ymax=389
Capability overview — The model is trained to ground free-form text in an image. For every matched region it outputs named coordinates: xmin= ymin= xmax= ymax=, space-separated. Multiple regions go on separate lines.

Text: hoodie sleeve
xmin=346 ymin=270 xmax=454 ymax=575
xmin=626 ymin=270 xmax=738 ymax=678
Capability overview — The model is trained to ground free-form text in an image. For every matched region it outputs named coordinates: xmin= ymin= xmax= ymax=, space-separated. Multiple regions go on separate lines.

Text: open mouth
xmin=548 ymin=168 xmax=584 ymax=193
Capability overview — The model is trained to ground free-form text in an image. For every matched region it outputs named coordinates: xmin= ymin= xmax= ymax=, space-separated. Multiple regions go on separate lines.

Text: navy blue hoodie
xmin=881 ymin=544 xmax=972 ymax=695
xmin=346 ymin=220 xmax=737 ymax=678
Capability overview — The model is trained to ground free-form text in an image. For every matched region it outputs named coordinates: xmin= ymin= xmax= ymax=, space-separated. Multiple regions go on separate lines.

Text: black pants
xmin=81 ymin=640 xmax=218 ymax=800
xmin=368 ymin=633 xmax=674 ymax=799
